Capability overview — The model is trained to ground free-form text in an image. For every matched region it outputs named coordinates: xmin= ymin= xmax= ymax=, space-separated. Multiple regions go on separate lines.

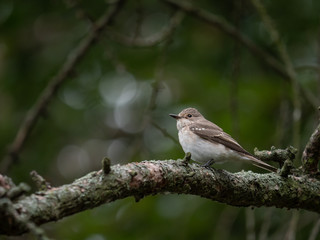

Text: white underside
xmin=178 ymin=127 xmax=250 ymax=164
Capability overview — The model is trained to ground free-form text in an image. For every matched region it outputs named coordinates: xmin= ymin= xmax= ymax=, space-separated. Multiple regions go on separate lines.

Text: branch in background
xmin=309 ymin=218 xmax=320 ymax=240
xmin=0 ymin=159 xmax=319 ymax=236
xmin=163 ymin=0 xmax=288 ymax=79
xmin=71 ymin=0 xmax=181 ymax=146
xmin=0 ymin=0 xmax=125 ymax=173
xmin=145 ymin=10 xmax=183 ymax=146
xmin=64 ymin=0 xmax=95 ymax=23
xmin=245 ymin=208 xmax=255 ymax=240
xmin=131 ymin=0 xmax=143 ymax=41
xmin=163 ymin=0 xmax=318 ymax=109
xmin=229 ymin=0 xmax=243 ymax=139
xmin=258 ymin=209 xmax=272 ymax=240
xmin=302 ymin=123 xmax=320 ymax=173
xmin=249 ymin=0 xmax=302 ymax=155
xmin=284 ymin=211 xmax=299 ymax=240
xmin=106 ymin=10 xmax=185 ymax=47
xmin=151 ymin=121 xmax=179 ymax=145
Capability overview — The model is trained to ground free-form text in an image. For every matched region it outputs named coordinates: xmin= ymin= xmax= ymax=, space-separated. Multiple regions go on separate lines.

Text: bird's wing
xmin=189 ymin=123 xmax=254 ymax=157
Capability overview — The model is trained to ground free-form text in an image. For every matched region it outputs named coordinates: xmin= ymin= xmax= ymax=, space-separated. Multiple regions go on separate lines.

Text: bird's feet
xmin=182 ymin=152 xmax=192 ymax=166
xmin=201 ymin=159 xmax=215 ymax=170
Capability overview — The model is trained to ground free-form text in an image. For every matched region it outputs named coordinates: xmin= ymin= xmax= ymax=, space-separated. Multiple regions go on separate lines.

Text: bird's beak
xmin=169 ymin=114 xmax=180 ymax=119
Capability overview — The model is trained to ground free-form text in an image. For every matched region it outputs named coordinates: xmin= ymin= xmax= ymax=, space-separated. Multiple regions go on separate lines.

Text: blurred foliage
xmin=1 ymin=0 xmax=320 ymax=239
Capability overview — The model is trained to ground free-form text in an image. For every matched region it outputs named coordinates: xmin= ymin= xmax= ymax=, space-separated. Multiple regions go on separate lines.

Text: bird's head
xmin=169 ymin=108 xmax=203 ymax=130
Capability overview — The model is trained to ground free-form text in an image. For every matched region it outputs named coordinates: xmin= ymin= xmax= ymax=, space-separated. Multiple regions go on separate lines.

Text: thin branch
xmin=151 ymin=121 xmax=179 ymax=145
xmin=30 ymin=171 xmax=52 ymax=191
xmin=162 ymin=0 xmax=318 ymax=109
xmin=106 ymin=10 xmax=185 ymax=47
xmin=250 ymin=0 xmax=302 ymax=156
xmin=64 ymin=0 xmax=95 ymax=23
xmin=229 ymin=0 xmax=243 ymax=139
xmin=284 ymin=211 xmax=299 ymax=240
xmin=246 ymin=208 xmax=256 ymax=240
xmin=0 ymin=0 xmax=125 ymax=173
xmin=144 ymin=10 xmax=182 ymax=146
xmin=214 ymin=208 xmax=240 ymax=239
xmin=1 ymin=159 xmax=320 ymax=236
xmin=308 ymin=218 xmax=320 ymax=240
xmin=258 ymin=209 xmax=272 ymax=240
xmin=302 ymin=123 xmax=320 ymax=173
xmin=254 ymin=146 xmax=297 ymax=168
xmin=131 ymin=0 xmax=143 ymax=41
xmin=163 ymin=0 xmax=288 ymax=79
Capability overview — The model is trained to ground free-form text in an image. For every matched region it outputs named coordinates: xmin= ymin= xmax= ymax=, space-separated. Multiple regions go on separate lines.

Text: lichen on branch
xmin=302 ymin=123 xmax=320 ymax=173
xmin=1 ymin=159 xmax=320 ymax=236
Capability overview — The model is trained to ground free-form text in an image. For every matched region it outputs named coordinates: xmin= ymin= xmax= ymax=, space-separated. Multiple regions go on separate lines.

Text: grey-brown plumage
xmin=170 ymin=108 xmax=277 ymax=172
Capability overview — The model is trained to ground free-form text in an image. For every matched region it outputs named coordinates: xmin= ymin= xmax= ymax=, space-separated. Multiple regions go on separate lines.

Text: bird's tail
xmin=248 ymin=156 xmax=277 ymax=173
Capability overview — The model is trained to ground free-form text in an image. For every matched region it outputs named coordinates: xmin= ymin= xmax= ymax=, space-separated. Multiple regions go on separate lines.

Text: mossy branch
xmin=1 ymin=159 xmax=320 ymax=236
xmin=254 ymin=146 xmax=297 ymax=168
xmin=0 ymin=0 xmax=125 ymax=174
xmin=302 ymin=123 xmax=320 ymax=173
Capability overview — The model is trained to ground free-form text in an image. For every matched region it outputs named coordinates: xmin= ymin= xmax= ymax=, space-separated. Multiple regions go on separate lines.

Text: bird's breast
xmin=178 ymin=127 xmax=243 ymax=164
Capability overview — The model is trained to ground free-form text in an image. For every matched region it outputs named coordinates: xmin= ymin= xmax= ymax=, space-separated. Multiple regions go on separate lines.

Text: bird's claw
xmin=182 ymin=152 xmax=192 ymax=165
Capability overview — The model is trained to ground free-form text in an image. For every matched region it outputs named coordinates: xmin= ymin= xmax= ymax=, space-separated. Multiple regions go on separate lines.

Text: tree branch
xmin=162 ymin=0 xmax=319 ymax=109
xmin=162 ymin=0 xmax=288 ymax=79
xmin=302 ymin=123 xmax=320 ymax=173
xmin=106 ymin=10 xmax=185 ymax=47
xmin=250 ymin=0 xmax=302 ymax=154
xmin=0 ymin=0 xmax=125 ymax=173
xmin=1 ymin=159 xmax=320 ymax=236
xmin=66 ymin=0 xmax=186 ymax=49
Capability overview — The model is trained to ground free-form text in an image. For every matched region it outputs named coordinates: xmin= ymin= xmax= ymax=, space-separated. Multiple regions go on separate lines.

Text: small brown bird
xmin=170 ymin=108 xmax=277 ymax=172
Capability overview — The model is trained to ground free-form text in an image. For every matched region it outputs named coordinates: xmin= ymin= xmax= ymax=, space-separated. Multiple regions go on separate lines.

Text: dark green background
xmin=1 ymin=0 xmax=320 ymax=239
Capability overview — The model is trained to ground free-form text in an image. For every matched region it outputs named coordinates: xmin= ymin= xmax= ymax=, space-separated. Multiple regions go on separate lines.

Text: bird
xmin=169 ymin=107 xmax=277 ymax=172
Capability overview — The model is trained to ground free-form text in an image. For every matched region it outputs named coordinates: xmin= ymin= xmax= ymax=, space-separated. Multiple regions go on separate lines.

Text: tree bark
xmin=1 ymin=159 xmax=320 ymax=236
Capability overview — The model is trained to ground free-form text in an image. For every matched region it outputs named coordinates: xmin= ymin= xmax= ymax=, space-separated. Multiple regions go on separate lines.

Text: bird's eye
xmin=187 ymin=114 xmax=192 ymax=118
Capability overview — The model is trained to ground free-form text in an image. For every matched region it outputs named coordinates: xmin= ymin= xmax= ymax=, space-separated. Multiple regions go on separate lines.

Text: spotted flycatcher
xmin=170 ymin=107 xmax=276 ymax=172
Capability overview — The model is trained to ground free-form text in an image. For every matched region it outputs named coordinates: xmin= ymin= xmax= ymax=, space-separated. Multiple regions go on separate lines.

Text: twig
xmin=147 ymin=21 xmax=174 ymax=112
xmin=143 ymin=10 xmax=183 ymax=146
xmin=229 ymin=0 xmax=243 ymax=139
xmin=245 ymin=208 xmax=256 ymax=240
xmin=284 ymin=211 xmax=299 ymax=240
xmin=162 ymin=0 xmax=318 ymax=109
xmin=106 ymin=10 xmax=185 ymax=47
xmin=254 ymin=146 xmax=297 ymax=168
xmin=0 ymin=174 xmax=30 ymax=200
xmin=152 ymin=121 xmax=179 ymax=145
xmin=308 ymin=218 xmax=320 ymax=240
xmin=214 ymin=208 xmax=240 ymax=239
xmin=0 ymin=0 xmax=125 ymax=173
xmin=302 ymin=123 xmax=320 ymax=173
xmin=249 ymin=0 xmax=302 ymax=153
xmin=258 ymin=208 xmax=272 ymax=240
xmin=131 ymin=0 xmax=143 ymax=41
xmin=102 ymin=157 xmax=111 ymax=174
xmin=102 ymin=43 xmax=127 ymax=73
xmin=30 ymin=171 xmax=52 ymax=191
xmin=64 ymin=0 xmax=95 ymax=23
xmin=163 ymin=0 xmax=288 ymax=79
xmin=279 ymin=159 xmax=294 ymax=178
